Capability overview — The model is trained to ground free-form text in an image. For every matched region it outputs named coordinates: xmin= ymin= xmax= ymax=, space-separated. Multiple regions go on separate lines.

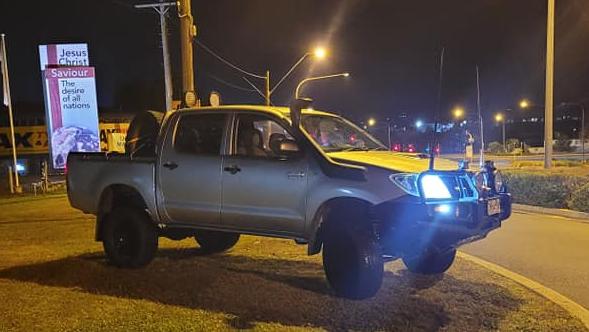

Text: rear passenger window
xmin=174 ymin=113 xmax=226 ymax=155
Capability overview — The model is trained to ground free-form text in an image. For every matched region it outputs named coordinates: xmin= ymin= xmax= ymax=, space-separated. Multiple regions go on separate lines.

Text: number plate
xmin=487 ymin=198 xmax=501 ymax=216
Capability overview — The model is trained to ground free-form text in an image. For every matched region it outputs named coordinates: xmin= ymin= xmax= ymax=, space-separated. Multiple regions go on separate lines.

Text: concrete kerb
xmin=513 ymin=204 xmax=589 ymax=222
xmin=458 ymin=252 xmax=589 ymax=330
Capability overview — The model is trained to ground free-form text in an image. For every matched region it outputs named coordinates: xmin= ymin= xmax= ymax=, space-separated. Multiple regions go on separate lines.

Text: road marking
xmin=457 ymin=251 xmax=589 ymax=329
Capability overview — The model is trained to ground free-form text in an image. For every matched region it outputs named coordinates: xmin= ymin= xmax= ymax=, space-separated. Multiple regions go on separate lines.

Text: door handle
xmin=287 ymin=171 xmax=306 ymax=178
xmin=163 ymin=161 xmax=178 ymax=170
xmin=224 ymin=165 xmax=241 ymax=174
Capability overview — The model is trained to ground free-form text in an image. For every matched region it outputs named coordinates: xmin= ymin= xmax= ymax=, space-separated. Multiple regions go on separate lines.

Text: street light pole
xmin=502 ymin=121 xmax=506 ymax=151
xmin=270 ymin=48 xmax=326 ymax=100
xmin=295 ymin=73 xmax=350 ymax=99
xmin=582 ymin=104 xmax=585 ymax=163
xmin=544 ymin=0 xmax=555 ymax=168
xmin=271 ymin=53 xmax=310 ymax=95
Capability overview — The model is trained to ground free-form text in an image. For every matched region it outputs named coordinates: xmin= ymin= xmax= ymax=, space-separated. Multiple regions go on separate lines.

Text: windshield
xmin=301 ymin=114 xmax=388 ymax=152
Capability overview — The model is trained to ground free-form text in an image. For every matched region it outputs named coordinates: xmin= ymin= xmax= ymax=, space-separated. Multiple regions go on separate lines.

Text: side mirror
xmin=277 ymin=139 xmax=301 ymax=159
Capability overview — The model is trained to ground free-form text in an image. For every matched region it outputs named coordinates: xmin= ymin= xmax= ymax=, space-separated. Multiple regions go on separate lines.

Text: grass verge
xmin=0 ymin=197 xmax=586 ymax=331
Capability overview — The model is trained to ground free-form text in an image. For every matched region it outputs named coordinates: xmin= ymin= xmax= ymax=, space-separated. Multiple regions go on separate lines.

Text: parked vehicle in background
xmin=391 ymin=143 xmax=416 ymax=153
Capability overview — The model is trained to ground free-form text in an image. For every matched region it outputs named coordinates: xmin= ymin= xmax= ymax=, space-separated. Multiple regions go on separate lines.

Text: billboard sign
xmin=39 ymin=44 xmax=89 ymax=70
xmin=43 ymin=67 xmax=100 ymax=168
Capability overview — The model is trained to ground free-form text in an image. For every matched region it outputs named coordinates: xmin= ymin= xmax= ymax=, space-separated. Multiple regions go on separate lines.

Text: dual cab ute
xmin=67 ymin=101 xmax=511 ymax=299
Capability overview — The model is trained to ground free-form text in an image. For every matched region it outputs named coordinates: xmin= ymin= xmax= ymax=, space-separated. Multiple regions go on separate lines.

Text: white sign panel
xmin=43 ymin=67 xmax=100 ymax=169
xmin=39 ymin=44 xmax=89 ymax=70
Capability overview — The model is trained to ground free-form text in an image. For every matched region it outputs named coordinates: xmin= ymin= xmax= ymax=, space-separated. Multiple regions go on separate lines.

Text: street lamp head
xmin=495 ymin=113 xmax=504 ymax=122
xmin=452 ymin=107 xmax=465 ymax=119
xmin=367 ymin=118 xmax=376 ymax=127
xmin=415 ymin=120 xmax=423 ymax=128
xmin=313 ymin=47 xmax=327 ymax=59
xmin=519 ymin=99 xmax=530 ymax=109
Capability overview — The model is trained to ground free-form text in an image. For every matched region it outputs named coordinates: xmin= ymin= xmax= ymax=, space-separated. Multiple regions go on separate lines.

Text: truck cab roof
xmin=177 ymin=104 xmax=336 ymax=119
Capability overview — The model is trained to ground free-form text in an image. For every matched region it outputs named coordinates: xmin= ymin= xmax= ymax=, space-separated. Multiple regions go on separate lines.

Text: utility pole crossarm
xmin=134 ymin=2 xmax=176 ymax=9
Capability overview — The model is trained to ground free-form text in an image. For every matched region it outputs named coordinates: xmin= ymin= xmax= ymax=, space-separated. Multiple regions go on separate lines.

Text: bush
xmin=511 ymin=160 xmax=584 ymax=168
xmin=503 ymin=171 xmax=589 ymax=208
xmin=488 ymin=141 xmax=504 ymax=154
xmin=568 ymin=183 xmax=589 ymax=212
xmin=554 ymin=132 xmax=573 ymax=152
xmin=505 ymin=139 xmax=521 ymax=153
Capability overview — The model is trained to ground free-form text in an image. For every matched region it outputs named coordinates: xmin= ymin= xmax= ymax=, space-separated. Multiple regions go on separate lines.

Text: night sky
xmin=1 ymin=0 xmax=588 ymax=124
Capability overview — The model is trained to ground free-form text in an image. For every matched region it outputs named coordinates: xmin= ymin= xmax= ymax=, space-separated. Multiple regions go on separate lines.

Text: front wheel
xmin=322 ymin=228 xmax=384 ymax=300
xmin=102 ymin=207 xmax=158 ymax=268
xmin=194 ymin=230 xmax=240 ymax=254
xmin=402 ymin=248 xmax=456 ymax=275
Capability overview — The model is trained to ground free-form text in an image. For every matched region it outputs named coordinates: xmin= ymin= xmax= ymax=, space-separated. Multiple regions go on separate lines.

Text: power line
xmin=194 ymin=39 xmax=265 ymax=79
xmin=207 ymin=73 xmax=257 ymax=92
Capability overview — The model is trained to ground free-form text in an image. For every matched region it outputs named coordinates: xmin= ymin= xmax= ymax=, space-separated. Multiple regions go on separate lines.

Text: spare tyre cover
xmin=125 ymin=110 xmax=164 ymax=157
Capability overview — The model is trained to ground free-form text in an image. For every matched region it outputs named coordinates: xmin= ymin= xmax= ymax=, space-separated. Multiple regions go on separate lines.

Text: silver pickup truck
xmin=67 ymin=101 xmax=511 ymax=299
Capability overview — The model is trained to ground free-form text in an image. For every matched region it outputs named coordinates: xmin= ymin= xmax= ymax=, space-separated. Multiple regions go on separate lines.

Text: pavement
xmin=461 ymin=210 xmax=589 ymax=309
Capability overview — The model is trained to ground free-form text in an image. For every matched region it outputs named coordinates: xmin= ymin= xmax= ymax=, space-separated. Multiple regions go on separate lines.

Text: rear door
xmin=158 ymin=112 xmax=228 ymax=225
xmin=221 ymin=112 xmax=309 ymax=235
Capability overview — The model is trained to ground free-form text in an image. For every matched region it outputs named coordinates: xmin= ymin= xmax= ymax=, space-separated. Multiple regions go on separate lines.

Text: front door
xmin=158 ymin=112 xmax=228 ymax=225
xmin=221 ymin=113 xmax=308 ymax=235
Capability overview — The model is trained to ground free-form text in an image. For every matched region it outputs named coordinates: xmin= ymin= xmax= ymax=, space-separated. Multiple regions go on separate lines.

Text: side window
xmin=235 ymin=114 xmax=295 ymax=158
xmin=174 ymin=113 xmax=226 ymax=155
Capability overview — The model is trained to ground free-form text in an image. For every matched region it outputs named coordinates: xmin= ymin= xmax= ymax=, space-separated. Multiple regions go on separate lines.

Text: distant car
xmin=391 ymin=143 xmax=416 ymax=153
xmin=67 ymin=103 xmax=512 ymax=299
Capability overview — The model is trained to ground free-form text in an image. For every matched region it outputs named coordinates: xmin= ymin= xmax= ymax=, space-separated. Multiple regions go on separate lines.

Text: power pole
xmin=544 ymin=0 xmax=555 ymax=168
xmin=134 ymin=1 xmax=175 ymax=111
xmin=177 ymin=0 xmax=198 ymax=107
xmin=265 ymin=70 xmax=270 ymax=106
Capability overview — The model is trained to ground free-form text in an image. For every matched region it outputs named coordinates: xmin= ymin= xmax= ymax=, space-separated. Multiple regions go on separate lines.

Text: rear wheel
xmin=322 ymin=227 xmax=384 ymax=299
xmin=194 ymin=230 xmax=240 ymax=254
xmin=402 ymin=248 xmax=456 ymax=275
xmin=102 ymin=207 xmax=158 ymax=268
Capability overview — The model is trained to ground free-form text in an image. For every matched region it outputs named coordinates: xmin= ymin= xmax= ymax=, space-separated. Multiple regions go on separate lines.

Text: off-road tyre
xmin=102 ymin=207 xmax=158 ymax=268
xmin=402 ymin=248 xmax=456 ymax=275
xmin=194 ymin=231 xmax=240 ymax=254
xmin=322 ymin=227 xmax=384 ymax=299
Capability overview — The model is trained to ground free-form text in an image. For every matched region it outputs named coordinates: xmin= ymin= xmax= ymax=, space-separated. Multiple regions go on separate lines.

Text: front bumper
xmin=376 ymin=193 xmax=512 ymax=255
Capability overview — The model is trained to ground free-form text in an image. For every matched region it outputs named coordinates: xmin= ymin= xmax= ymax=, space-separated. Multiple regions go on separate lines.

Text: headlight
xmin=390 ymin=173 xmax=419 ymax=196
xmin=420 ymin=174 xmax=452 ymax=199
xmin=494 ymin=171 xmax=504 ymax=192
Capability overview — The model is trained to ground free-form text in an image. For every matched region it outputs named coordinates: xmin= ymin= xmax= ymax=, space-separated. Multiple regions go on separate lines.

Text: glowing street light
xmin=367 ymin=118 xmax=376 ymax=127
xmin=415 ymin=120 xmax=424 ymax=128
xmin=519 ymin=99 xmax=530 ymax=109
xmin=452 ymin=107 xmax=465 ymax=120
xmin=313 ymin=47 xmax=327 ymax=59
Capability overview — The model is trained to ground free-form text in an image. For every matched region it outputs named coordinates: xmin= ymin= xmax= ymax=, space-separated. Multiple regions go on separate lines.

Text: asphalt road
xmin=462 ymin=210 xmax=589 ymax=309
